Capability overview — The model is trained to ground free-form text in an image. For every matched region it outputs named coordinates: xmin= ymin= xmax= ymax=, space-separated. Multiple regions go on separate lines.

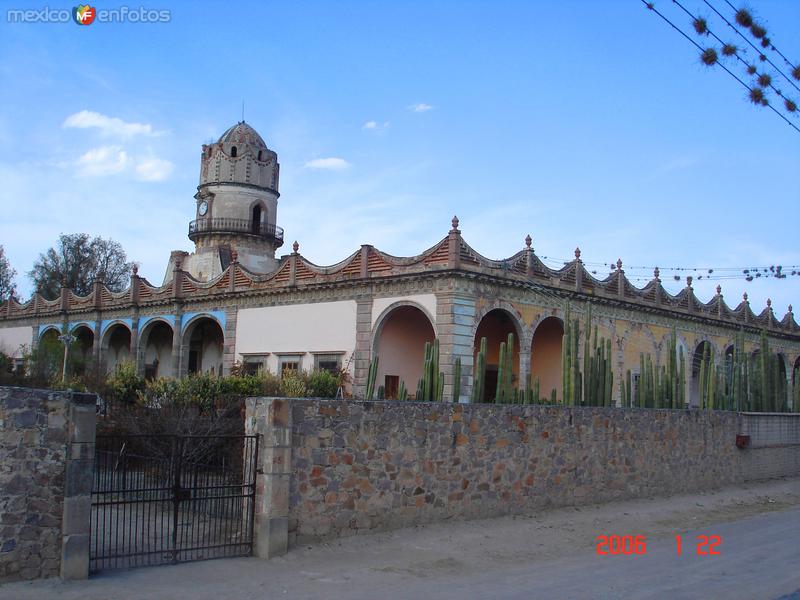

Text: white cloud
xmin=135 ymin=157 xmax=174 ymax=182
xmin=304 ymin=157 xmax=350 ymax=170
xmin=362 ymin=120 xmax=390 ymax=132
xmin=75 ymin=145 xmax=130 ymax=177
xmin=409 ymin=103 xmax=433 ymax=112
xmin=63 ymin=110 xmax=161 ymax=138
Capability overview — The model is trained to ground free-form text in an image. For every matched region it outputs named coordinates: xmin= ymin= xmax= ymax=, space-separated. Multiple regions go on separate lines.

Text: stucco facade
xmin=1 ymin=122 xmax=798 ymax=403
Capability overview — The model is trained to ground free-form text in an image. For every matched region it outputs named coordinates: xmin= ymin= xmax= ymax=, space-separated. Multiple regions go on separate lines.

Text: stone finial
xmin=716 ymin=284 xmax=722 ymax=295
xmin=743 ymin=292 xmax=748 ymax=302
xmin=686 ymin=276 xmax=693 ymax=287
xmin=451 ymin=215 xmax=460 ymax=231
xmin=574 ymin=247 xmax=581 ymax=260
xmin=231 ymin=249 xmax=238 ymax=263
xmin=616 ymin=258 xmax=623 ymax=270
xmin=132 ymin=263 xmax=139 ymax=275
xmin=175 ymin=258 xmax=182 ymax=269
xmin=767 ymin=298 xmax=772 ymax=309
xmin=525 ymin=234 xmax=532 ymax=249
xmin=789 ymin=304 xmax=793 ymax=313
xmin=653 ymin=266 xmax=660 ymax=279
xmin=292 ymin=240 xmax=299 ymax=253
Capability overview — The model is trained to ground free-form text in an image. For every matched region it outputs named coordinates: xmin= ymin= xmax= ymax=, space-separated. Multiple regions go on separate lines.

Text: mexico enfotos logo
xmin=7 ymin=5 xmax=171 ymax=24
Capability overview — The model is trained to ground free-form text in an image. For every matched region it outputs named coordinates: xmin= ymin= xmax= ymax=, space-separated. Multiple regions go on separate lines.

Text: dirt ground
xmin=3 ymin=477 xmax=800 ymax=599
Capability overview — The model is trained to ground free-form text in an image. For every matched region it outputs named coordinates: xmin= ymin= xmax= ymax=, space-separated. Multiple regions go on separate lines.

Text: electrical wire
xmin=705 ymin=0 xmax=800 ymax=94
xmin=641 ymin=1 xmax=800 ymax=134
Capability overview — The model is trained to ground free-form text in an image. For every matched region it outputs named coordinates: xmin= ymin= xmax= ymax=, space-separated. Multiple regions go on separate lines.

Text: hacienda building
xmin=1 ymin=121 xmax=799 ymax=404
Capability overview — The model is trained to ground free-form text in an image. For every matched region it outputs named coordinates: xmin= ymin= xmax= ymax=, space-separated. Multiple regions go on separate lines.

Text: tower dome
xmin=185 ymin=120 xmax=284 ymax=280
xmin=217 ymin=121 xmax=267 ymax=148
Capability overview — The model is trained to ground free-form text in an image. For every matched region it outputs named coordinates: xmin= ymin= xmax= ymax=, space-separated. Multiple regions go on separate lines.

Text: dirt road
xmin=3 ymin=478 xmax=799 ymax=600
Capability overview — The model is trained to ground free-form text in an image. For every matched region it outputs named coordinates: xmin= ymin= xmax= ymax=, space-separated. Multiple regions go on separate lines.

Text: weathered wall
xmin=284 ymin=400 xmax=748 ymax=544
xmin=740 ymin=413 xmax=800 ymax=481
xmin=0 ymin=387 xmax=95 ymax=582
xmin=235 ymin=300 xmax=357 ymax=373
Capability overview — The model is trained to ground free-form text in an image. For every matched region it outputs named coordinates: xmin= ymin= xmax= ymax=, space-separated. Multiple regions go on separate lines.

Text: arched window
xmin=231 ymin=146 xmax=237 ymax=157
xmin=207 ymin=147 xmax=213 ymax=158
xmin=251 ymin=205 xmax=262 ymax=234
xmin=257 ymin=150 xmax=263 ymax=161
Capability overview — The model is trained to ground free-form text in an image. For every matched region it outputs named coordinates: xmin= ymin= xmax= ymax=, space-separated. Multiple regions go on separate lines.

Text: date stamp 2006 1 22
xmin=596 ymin=535 xmax=722 ymax=556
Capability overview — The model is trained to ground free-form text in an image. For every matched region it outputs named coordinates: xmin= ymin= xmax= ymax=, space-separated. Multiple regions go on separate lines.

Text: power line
xmin=641 ymin=1 xmax=800 ymax=134
xmin=704 ymin=0 xmax=800 ymax=94
xmin=671 ymin=0 xmax=800 ymax=112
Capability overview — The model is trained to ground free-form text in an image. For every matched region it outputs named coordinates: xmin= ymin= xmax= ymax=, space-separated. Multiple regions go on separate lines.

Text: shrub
xmin=280 ymin=370 xmax=307 ymax=398
xmin=106 ymin=361 xmax=145 ymax=404
xmin=307 ymin=369 xmax=340 ymax=398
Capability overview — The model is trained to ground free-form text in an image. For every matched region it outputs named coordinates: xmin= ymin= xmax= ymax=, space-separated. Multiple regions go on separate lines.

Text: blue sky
xmin=0 ymin=0 xmax=798 ymax=314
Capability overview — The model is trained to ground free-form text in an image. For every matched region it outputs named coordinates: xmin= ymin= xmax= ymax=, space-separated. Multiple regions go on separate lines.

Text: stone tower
xmin=172 ymin=121 xmax=284 ymax=282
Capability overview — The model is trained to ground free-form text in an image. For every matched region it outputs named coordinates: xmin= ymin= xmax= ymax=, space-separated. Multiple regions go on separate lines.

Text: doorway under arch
xmin=473 ymin=309 xmax=521 ymax=402
xmin=530 ymin=317 xmax=564 ymax=402
xmin=373 ymin=305 xmax=435 ymax=399
xmin=183 ymin=317 xmax=225 ymax=376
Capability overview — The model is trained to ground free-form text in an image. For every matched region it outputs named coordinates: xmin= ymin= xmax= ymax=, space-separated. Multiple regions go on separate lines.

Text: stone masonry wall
xmin=740 ymin=413 xmax=800 ymax=481
xmin=286 ymin=400 xmax=743 ymax=544
xmin=0 ymin=387 xmax=95 ymax=582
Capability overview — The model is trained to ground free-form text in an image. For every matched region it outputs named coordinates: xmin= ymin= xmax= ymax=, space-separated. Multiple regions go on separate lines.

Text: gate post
xmin=246 ymin=397 xmax=292 ymax=558
xmin=60 ymin=392 xmax=96 ymax=580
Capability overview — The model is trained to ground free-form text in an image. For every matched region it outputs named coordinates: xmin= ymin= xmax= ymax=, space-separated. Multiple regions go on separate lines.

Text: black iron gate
xmin=90 ymin=434 xmax=259 ymax=572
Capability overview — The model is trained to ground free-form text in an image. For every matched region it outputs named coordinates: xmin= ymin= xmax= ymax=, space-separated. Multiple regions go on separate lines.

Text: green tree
xmin=0 ymin=245 xmax=17 ymax=300
xmin=28 ymin=233 xmax=133 ymax=300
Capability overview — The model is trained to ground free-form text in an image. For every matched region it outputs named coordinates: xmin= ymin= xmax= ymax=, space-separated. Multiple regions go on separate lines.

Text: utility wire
xmin=704 ymin=0 xmax=800 ymax=93
xmin=672 ymin=0 xmax=799 ymax=111
xmin=641 ymin=1 xmax=800 ymax=134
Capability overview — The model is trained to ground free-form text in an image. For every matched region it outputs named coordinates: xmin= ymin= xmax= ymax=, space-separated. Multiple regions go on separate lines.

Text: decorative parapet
xmin=1 ymin=218 xmax=798 ymax=339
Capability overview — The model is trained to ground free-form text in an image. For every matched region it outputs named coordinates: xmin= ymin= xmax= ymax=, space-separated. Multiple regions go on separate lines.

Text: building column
xmin=92 ymin=317 xmax=102 ymax=375
xmin=173 ymin=311 xmax=184 ymax=378
xmin=223 ymin=306 xmax=238 ymax=376
xmin=246 ymin=397 xmax=291 ymax=558
xmin=518 ymin=349 xmax=531 ymax=397
xmin=436 ymin=292 xmax=476 ymax=403
xmin=353 ymin=295 xmax=373 ymax=399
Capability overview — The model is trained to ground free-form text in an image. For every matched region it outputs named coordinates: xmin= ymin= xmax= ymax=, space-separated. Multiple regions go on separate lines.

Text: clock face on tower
xmin=198 ymin=201 xmax=208 ymax=216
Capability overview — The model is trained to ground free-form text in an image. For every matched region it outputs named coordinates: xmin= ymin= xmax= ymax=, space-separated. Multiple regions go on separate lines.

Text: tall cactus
xmin=453 ymin=357 xmax=461 ymax=403
xmin=495 ymin=340 xmax=506 ymax=404
xmin=398 ymin=380 xmax=407 ymax=401
xmin=471 ymin=336 xmax=488 ymax=403
xmin=365 ymin=355 xmax=379 ymax=400
xmin=794 ymin=367 xmax=800 ymax=412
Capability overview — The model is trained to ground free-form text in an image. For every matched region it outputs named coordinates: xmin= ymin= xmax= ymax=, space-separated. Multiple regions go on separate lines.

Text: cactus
xmin=679 ymin=346 xmax=686 ymax=408
xmin=377 ymin=385 xmax=385 ymax=400
xmin=365 ymin=355 xmax=379 ymax=400
xmin=625 ymin=369 xmax=632 ymax=408
xmin=794 ymin=367 xmax=800 ymax=412
xmin=472 ymin=337 xmax=488 ymax=403
xmin=453 ymin=357 xmax=461 ymax=403
xmin=437 ymin=372 xmax=444 ymax=402
xmin=534 ymin=376 xmax=540 ymax=405
xmin=416 ymin=378 xmax=424 ymax=401
xmin=399 ymin=380 xmax=407 ymax=401
xmin=505 ymin=332 xmax=515 ymax=403
xmin=550 ymin=388 xmax=557 ymax=404
xmin=495 ymin=341 xmax=506 ymax=404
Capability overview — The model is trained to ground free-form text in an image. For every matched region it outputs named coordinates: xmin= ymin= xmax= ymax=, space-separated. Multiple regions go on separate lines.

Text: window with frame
xmin=278 ymin=355 xmax=302 ymax=377
xmin=313 ymin=353 xmax=343 ymax=374
xmin=241 ymin=354 xmax=268 ymax=376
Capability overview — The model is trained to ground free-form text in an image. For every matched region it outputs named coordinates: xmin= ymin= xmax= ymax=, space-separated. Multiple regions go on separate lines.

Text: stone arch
xmin=181 ymin=314 xmax=225 ymax=376
xmin=473 ymin=307 xmax=523 ymax=402
xmin=530 ymin=316 xmax=563 ymax=402
xmin=101 ymin=322 xmax=132 ymax=374
xmin=38 ymin=325 xmax=61 ymax=342
xmin=794 ymin=356 xmax=800 ymax=384
xmin=138 ymin=318 xmax=175 ymax=379
xmin=71 ymin=324 xmax=94 ymax=376
xmin=371 ymin=302 xmax=436 ymax=399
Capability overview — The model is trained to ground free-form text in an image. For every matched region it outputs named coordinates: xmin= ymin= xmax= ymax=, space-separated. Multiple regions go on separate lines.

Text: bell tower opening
xmin=251 ymin=205 xmax=262 ymax=234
